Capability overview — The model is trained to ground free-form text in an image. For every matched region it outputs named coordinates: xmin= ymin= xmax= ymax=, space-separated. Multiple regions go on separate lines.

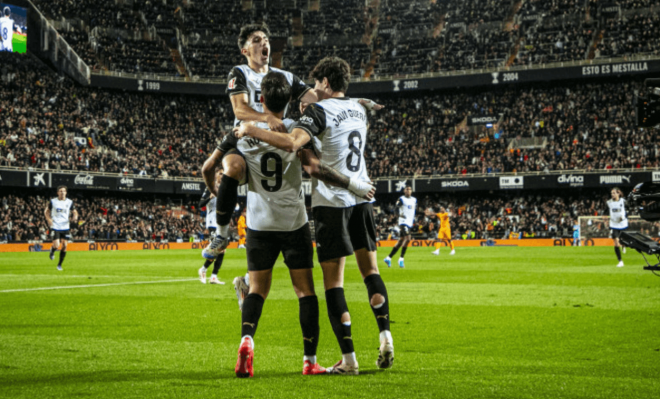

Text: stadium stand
xmin=29 ymin=0 xmax=660 ymax=79
xmin=1 ymin=52 xmax=657 ymax=178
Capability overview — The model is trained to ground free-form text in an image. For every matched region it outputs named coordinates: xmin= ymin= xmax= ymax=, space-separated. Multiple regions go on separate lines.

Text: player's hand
xmin=266 ymin=114 xmax=287 ymax=132
xmin=348 ymin=178 xmax=376 ymax=200
xmin=358 ymin=98 xmax=384 ymax=111
xmin=233 ymin=122 xmax=255 ymax=139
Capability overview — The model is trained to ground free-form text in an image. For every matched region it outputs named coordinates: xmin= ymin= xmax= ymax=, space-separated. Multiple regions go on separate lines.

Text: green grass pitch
xmin=1 ymin=247 xmax=659 ymax=398
xmin=12 ymin=33 xmax=26 ymax=54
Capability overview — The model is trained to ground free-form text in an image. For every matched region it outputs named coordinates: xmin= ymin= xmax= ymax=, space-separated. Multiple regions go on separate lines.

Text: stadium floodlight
xmin=619 ymin=182 xmax=660 ymax=275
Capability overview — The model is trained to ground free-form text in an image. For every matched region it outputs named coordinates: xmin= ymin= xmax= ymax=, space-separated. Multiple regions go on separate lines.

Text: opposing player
xmin=0 ymin=7 xmax=14 ymax=53
xmin=198 ymin=179 xmax=225 ymax=284
xmin=608 ymin=187 xmax=628 ymax=267
xmin=44 ymin=186 xmax=78 ymax=271
xmin=429 ymin=206 xmax=455 ymax=255
xmin=384 ymin=186 xmax=416 ymax=268
xmin=237 ymin=208 xmax=247 ymax=249
xmin=235 ymin=57 xmax=393 ymax=375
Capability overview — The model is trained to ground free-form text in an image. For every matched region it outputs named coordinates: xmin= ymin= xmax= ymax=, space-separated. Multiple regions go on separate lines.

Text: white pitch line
xmin=0 ymin=278 xmax=197 ymax=293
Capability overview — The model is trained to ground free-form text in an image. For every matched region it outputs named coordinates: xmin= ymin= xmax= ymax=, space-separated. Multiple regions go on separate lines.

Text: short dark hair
xmin=57 ymin=185 xmax=67 ymax=191
xmin=238 ymin=24 xmax=271 ymax=50
xmin=310 ymin=56 xmax=351 ymax=93
xmin=261 ymin=72 xmax=291 ymax=114
xmin=3 ymin=7 xmax=10 ymax=17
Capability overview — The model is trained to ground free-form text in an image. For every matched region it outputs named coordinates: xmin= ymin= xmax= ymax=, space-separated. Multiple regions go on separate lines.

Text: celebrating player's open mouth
xmin=261 ymin=47 xmax=269 ymax=61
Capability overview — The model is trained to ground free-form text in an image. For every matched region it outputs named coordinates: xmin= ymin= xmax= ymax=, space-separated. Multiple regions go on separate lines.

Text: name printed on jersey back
xmin=333 ymin=109 xmax=366 ymax=127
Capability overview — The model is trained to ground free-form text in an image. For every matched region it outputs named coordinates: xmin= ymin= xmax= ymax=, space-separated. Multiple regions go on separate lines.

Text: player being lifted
xmin=44 ymin=186 xmax=78 ymax=271
xmin=203 ymin=23 xmax=380 ymax=263
xmin=384 ymin=186 xmax=416 ymax=268
xmin=202 ymin=24 xmax=319 ymax=261
xmin=0 ymin=7 xmax=14 ymax=53
xmin=428 ymin=206 xmax=455 ymax=256
xmin=608 ymin=187 xmax=628 ymax=267
xmin=197 ymin=169 xmax=225 ymax=284
xmin=235 ymin=57 xmax=394 ymax=375
xmin=204 ymin=71 xmax=373 ymax=378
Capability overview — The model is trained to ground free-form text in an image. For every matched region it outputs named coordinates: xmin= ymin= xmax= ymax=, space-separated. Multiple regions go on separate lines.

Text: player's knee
xmin=222 ymin=156 xmax=246 ymax=181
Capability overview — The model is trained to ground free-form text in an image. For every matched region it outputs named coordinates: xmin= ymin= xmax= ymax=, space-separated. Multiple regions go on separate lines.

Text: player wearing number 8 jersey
xmin=234 ymin=57 xmax=393 ymax=375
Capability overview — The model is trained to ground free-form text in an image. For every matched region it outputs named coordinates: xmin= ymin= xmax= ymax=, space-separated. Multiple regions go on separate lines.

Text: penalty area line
xmin=0 ymin=278 xmax=198 ymax=293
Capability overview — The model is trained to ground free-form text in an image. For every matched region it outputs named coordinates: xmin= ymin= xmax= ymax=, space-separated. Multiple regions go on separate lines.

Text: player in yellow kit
xmin=427 ymin=206 xmax=455 ymax=255
xmin=237 ymin=208 xmax=247 ymax=249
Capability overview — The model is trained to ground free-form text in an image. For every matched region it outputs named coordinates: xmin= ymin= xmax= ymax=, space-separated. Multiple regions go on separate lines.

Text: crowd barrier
xmin=0 ymin=238 xmax=616 ymax=253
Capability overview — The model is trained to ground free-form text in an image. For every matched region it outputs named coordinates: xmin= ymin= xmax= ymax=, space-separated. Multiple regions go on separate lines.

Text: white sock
xmin=399 ymin=258 xmax=404 ymax=262
xmin=303 ymin=355 xmax=316 ymax=364
xmin=244 ymin=272 xmax=250 ymax=286
xmin=218 ymin=224 xmax=230 ymax=237
xmin=342 ymin=352 xmax=357 ymax=366
xmin=385 ymin=256 xmax=391 ymax=260
xmin=241 ymin=335 xmax=254 ymax=348
xmin=380 ymin=330 xmax=393 ymax=343
xmin=211 ymin=274 xmax=217 ymax=278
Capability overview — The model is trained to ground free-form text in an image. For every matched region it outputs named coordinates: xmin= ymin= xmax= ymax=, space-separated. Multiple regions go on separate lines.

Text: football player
xmin=44 ymin=186 xmax=78 ymax=271
xmin=384 ymin=186 xmax=416 ymax=268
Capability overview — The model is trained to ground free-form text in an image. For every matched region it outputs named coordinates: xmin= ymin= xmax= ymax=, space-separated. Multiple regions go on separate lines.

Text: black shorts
xmin=207 ymin=227 xmax=217 ymax=232
xmin=611 ymin=228 xmax=627 ymax=239
xmin=51 ymin=230 xmax=71 ymax=240
xmin=222 ymin=148 xmax=248 ymax=185
xmin=399 ymin=224 xmax=411 ymax=236
xmin=313 ymin=202 xmax=378 ymax=263
xmin=246 ymin=223 xmax=313 ymax=271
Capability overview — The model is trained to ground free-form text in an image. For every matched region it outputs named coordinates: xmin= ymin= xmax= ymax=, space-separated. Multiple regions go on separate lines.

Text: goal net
xmin=578 ymin=216 xmax=660 ymax=241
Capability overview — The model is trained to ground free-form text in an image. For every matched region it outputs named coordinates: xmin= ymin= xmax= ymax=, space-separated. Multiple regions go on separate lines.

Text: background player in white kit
xmin=384 ymin=186 xmax=416 ymax=268
xmin=197 ymin=181 xmax=225 ymax=284
xmin=0 ymin=7 xmax=14 ymax=52
xmin=608 ymin=187 xmax=628 ymax=267
xmin=44 ymin=186 xmax=78 ymax=271
xmin=235 ymin=57 xmax=393 ymax=375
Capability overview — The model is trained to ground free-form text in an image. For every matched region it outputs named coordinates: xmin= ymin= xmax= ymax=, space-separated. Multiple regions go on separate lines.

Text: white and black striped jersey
xmin=397 ymin=196 xmax=417 ymax=228
xmin=48 ymin=198 xmax=75 ymax=230
xmin=294 ymin=97 xmax=372 ymax=208
xmin=217 ymin=119 xmax=307 ymax=232
xmin=608 ymin=198 xmax=628 ymax=229
xmin=226 ymin=65 xmax=310 ymax=126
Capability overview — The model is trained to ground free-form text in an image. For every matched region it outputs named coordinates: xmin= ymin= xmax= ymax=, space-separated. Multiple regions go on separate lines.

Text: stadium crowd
xmin=0 ymin=190 xmax=242 ymax=243
xmin=28 ymin=0 xmax=660 ymax=79
xmin=1 ymin=53 xmax=658 ymax=178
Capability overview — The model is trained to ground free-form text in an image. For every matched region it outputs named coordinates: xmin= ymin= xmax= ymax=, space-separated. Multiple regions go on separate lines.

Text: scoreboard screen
xmin=0 ymin=2 xmax=27 ymax=53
